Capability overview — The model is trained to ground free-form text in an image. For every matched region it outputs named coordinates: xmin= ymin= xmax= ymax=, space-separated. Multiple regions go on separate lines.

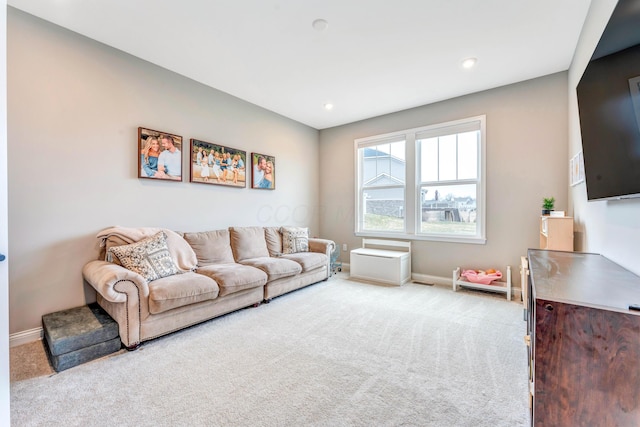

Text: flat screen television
xmin=576 ymin=0 xmax=640 ymax=201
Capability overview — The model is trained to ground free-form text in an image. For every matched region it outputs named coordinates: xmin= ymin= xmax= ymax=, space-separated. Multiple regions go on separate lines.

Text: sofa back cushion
xmin=264 ymin=227 xmax=283 ymax=256
xmin=229 ymin=226 xmax=270 ymax=262
xmin=183 ymin=229 xmax=235 ymax=266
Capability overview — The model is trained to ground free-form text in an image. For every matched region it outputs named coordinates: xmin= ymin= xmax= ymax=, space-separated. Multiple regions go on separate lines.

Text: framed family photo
xmin=138 ymin=127 xmax=183 ymax=181
xmin=189 ymin=139 xmax=247 ymax=187
xmin=251 ymin=152 xmax=275 ymax=190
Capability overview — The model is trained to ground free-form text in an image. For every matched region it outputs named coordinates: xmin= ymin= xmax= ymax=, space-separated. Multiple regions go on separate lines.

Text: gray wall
xmin=568 ymin=0 xmax=640 ymax=276
xmin=7 ymin=9 xmax=320 ymax=334
xmin=319 ymin=72 xmax=569 ymax=281
xmin=9 ymin=2 xmax=633 ymax=337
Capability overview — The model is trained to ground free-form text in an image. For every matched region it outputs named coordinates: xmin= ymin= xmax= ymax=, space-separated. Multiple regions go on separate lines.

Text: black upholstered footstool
xmin=42 ymin=303 xmax=121 ymax=372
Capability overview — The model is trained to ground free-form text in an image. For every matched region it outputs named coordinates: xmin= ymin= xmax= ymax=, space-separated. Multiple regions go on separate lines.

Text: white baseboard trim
xmin=10 ymin=327 xmax=42 ymax=348
xmin=411 ymin=272 xmax=522 ymax=300
xmin=342 ymin=269 xmax=450 ymax=288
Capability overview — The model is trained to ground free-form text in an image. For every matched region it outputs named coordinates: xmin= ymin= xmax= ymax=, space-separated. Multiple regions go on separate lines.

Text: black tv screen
xmin=576 ymin=0 xmax=640 ymax=201
xmin=577 ymin=44 xmax=640 ymax=200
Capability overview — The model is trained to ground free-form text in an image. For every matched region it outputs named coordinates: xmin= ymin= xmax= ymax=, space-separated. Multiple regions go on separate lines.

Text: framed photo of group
xmin=251 ymin=152 xmax=275 ymax=190
xmin=190 ymin=139 xmax=247 ymax=187
xmin=138 ymin=127 xmax=183 ymax=181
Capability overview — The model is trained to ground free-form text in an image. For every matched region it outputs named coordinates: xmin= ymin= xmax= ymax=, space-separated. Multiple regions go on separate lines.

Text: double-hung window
xmin=355 ymin=115 xmax=486 ymax=244
xmin=355 ymin=137 xmax=406 ymax=234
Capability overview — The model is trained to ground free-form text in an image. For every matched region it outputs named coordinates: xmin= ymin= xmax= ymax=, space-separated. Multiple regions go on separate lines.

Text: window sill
xmin=355 ymin=231 xmax=486 ymax=245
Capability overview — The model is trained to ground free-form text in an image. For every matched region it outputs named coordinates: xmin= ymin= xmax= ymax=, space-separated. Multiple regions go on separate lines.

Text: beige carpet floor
xmin=10 ymin=340 xmax=54 ymax=382
xmin=10 ymin=274 xmax=530 ymax=426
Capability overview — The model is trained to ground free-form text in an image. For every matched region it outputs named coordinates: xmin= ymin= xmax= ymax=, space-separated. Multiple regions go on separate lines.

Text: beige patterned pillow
xmin=108 ymin=231 xmax=179 ymax=281
xmin=281 ymin=226 xmax=309 ymax=254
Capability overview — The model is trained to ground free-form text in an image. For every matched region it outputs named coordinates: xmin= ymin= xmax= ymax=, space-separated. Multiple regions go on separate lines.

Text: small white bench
xmin=350 ymin=239 xmax=411 ymax=286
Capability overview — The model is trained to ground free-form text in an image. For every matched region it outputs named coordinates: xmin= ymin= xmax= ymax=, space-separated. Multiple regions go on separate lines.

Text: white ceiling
xmin=8 ymin=0 xmax=593 ymax=130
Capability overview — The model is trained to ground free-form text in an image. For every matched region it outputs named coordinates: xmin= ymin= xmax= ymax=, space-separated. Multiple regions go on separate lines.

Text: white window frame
xmin=354 ymin=115 xmax=486 ymax=244
xmin=354 ymin=135 xmax=408 ymax=237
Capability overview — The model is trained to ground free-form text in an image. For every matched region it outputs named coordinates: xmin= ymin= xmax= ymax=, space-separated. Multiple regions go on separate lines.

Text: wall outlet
xmin=342 ymin=243 xmax=348 ymax=251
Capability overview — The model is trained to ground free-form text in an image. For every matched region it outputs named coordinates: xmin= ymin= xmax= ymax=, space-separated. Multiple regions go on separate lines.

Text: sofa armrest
xmin=82 ymin=260 xmax=150 ymax=303
xmin=308 ymin=238 xmax=335 ymax=257
xmin=83 ymin=260 xmax=151 ymax=348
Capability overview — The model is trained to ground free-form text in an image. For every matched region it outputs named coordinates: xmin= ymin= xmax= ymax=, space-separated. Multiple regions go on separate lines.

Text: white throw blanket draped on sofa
xmin=96 ymin=226 xmax=198 ymax=272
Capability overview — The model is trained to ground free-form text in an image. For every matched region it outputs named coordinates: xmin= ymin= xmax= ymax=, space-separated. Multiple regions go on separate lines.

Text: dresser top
xmin=528 ymin=249 xmax=640 ymax=314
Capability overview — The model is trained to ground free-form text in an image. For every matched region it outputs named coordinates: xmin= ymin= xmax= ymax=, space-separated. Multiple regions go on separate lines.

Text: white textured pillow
xmin=108 ymin=231 xmax=179 ymax=281
xmin=281 ymin=226 xmax=309 ymax=254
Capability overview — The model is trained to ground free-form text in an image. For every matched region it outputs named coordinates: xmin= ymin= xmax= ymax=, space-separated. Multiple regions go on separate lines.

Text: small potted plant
xmin=542 ymin=197 xmax=555 ymax=216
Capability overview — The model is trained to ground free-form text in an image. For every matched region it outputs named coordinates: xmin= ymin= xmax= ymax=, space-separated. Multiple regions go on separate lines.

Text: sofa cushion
xmin=281 ymin=226 xmax=309 ymax=254
xmin=183 ymin=229 xmax=235 ymax=266
xmin=264 ymin=227 xmax=283 ymax=256
xmin=108 ymin=231 xmax=179 ymax=282
xmin=148 ymin=272 xmax=220 ymax=314
xmin=229 ymin=226 xmax=270 ymax=262
xmin=281 ymin=252 xmax=328 ymax=273
xmin=240 ymin=257 xmax=302 ymax=281
xmin=196 ymin=263 xmax=267 ymax=297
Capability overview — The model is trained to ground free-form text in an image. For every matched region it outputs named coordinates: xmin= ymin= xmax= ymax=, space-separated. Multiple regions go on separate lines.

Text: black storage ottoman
xmin=42 ymin=303 xmax=121 ymax=372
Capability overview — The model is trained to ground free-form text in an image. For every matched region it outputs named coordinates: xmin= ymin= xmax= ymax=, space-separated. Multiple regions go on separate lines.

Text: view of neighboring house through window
xmin=357 ymin=138 xmax=406 ymax=232
xmin=355 ymin=116 xmax=486 ymax=243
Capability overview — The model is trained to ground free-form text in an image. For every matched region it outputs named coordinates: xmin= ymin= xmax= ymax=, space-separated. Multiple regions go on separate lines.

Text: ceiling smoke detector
xmin=312 ymin=19 xmax=329 ymax=32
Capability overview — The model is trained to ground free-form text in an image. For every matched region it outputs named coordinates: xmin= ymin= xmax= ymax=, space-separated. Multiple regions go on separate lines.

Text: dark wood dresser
xmin=526 ymin=249 xmax=640 ymax=426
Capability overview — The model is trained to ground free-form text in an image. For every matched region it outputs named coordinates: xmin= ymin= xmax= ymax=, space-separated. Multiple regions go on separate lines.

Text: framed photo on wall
xmin=251 ymin=152 xmax=275 ymax=190
xmin=570 ymin=151 xmax=585 ymax=186
xmin=138 ymin=127 xmax=183 ymax=181
xmin=189 ymin=139 xmax=247 ymax=187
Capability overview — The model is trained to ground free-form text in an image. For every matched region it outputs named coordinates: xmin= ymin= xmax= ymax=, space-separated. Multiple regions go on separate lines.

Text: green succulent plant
xmin=542 ymin=197 xmax=555 ymax=210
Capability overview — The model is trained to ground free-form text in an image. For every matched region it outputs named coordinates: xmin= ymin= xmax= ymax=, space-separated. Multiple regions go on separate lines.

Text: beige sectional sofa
xmin=82 ymin=226 xmax=335 ymax=349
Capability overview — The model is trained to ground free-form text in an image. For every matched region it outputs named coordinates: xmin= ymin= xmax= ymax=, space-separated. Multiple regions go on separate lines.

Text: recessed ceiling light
xmin=324 ymin=103 xmax=334 ymax=111
xmin=312 ymin=19 xmax=329 ymax=32
xmin=461 ymin=57 xmax=477 ymax=69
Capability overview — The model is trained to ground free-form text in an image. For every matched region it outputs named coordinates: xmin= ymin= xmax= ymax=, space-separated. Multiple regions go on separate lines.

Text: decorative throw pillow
xmin=281 ymin=226 xmax=309 ymax=254
xmin=108 ymin=231 xmax=179 ymax=281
